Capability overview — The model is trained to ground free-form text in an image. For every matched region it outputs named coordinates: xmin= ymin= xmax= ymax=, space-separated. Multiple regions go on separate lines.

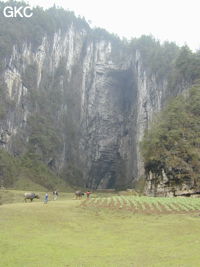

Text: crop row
xmin=82 ymin=195 xmax=200 ymax=213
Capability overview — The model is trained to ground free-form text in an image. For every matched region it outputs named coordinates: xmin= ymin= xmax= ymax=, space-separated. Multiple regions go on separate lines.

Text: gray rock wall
xmin=0 ymin=25 xmax=170 ymax=189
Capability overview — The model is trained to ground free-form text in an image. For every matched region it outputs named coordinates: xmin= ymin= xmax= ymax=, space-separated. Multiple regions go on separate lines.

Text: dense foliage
xmin=0 ymin=0 xmax=89 ymax=67
xmin=130 ymin=36 xmax=200 ymax=94
xmin=0 ymin=147 xmax=69 ymax=190
xmin=141 ymin=82 xmax=200 ymax=187
xmin=130 ymin=35 xmax=180 ymax=79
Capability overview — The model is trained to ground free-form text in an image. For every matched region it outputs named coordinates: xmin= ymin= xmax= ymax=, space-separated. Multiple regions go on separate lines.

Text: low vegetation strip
xmin=82 ymin=195 xmax=200 ymax=214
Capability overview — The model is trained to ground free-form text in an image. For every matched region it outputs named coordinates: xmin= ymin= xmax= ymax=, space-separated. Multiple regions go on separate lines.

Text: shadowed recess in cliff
xmin=1 ymin=2 xmax=200 ymax=190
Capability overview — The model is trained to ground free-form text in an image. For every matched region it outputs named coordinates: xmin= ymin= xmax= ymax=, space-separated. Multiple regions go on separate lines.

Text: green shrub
xmin=141 ymin=83 xmax=200 ymax=187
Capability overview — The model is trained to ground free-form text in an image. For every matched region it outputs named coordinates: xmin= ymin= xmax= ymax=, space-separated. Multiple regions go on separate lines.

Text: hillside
xmin=141 ymin=82 xmax=200 ymax=196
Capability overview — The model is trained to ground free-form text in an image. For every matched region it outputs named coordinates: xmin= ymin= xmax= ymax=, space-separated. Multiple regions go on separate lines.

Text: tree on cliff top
xmin=0 ymin=0 xmax=90 ymax=62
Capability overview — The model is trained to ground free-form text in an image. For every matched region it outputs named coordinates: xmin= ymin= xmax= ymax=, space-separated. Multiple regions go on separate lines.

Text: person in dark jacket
xmin=53 ymin=190 xmax=58 ymax=200
xmin=44 ymin=193 xmax=48 ymax=204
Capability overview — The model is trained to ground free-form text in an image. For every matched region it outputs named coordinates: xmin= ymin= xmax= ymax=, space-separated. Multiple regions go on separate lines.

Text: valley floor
xmin=0 ymin=193 xmax=200 ymax=266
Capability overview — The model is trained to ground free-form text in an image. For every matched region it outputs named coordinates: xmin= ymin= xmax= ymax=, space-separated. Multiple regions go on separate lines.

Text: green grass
xmin=84 ymin=195 xmax=200 ymax=214
xmin=1 ymin=192 xmax=200 ymax=266
xmin=0 ymin=189 xmax=75 ymax=205
xmin=12 ymin=176 xmax=50 ymax=192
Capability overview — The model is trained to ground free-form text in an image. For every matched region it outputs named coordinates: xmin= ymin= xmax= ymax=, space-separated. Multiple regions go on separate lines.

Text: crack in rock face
xmin=0 ymin=25 xmax=177 ymax=189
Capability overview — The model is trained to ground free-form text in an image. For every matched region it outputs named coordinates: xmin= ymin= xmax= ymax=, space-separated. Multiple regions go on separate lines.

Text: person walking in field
xmin=44 ymin=193 xmax=48 ymax=204
xmin=86 ymin=191 xmax=91 ymax=199
xmin=53 ymin=190 xmax=58 ymax=200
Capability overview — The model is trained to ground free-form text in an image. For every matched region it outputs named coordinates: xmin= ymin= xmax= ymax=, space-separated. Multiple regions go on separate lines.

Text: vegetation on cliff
xmin=0 ymin=1 xmax=87 ymax=189
xmin=141 ymin=81 xmax=200 ymax=188
xmin=130 ymin=36 xmax=200 ymax=93
xmin=130 ymin=35 xmax=180 ymax=79
xmin=0 ymin=0 xmax=89 ymax=68
xmin=0 ymin=148 xmax=70 ymax=190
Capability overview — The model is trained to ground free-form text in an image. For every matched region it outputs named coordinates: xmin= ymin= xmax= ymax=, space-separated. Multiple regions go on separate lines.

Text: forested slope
xmin=142 ymin=81 xmax=200 ymax=196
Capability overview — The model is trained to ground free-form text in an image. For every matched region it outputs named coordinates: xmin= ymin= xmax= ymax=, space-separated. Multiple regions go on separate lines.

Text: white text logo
xmin=3 ymin=6 xmax=33 ymax=18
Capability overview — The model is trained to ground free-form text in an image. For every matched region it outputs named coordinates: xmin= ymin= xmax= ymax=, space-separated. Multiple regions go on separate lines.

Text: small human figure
xmin=53 ymin=190 xmax=58 ymax=200
xmin=44 ymin=193 xmax=48 ymax=204
xmin=86 ymin=191 xmax=91 ymax=199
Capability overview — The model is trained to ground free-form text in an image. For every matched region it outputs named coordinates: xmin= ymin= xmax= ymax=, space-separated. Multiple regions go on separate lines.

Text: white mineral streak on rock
xmin=4 ymin=68 xmax=20 ymax=99
xmin=66 ymin=26 xmax=74 ymax=76
xmin=34 ymin=38 xmax=47 ymax=88
xmin=135 ymin=50 xmax=148 ymax=177
xmin=1 ymin=26 xmax=172 ymax=188
xmin=135 ymin=50 xmax=167 ymax=177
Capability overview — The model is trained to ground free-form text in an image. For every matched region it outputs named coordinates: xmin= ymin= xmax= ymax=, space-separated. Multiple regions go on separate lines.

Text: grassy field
xmin=1 ymin=191 xmax=200 ymax=266
xmin=82 ymin=195 xmax=200 ymax=214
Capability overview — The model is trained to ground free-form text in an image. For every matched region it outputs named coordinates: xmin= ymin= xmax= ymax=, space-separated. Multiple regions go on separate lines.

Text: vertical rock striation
xmin=0 ymin=22 xmax=178 ymax=189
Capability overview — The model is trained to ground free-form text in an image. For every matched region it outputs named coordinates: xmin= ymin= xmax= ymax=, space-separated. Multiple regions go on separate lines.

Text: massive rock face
xmin=0 ymin=23 xmax=171 ymax=189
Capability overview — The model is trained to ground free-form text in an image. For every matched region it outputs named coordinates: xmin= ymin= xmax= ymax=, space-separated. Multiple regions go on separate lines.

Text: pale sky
xmin=8 ymin=0 xmax=200 ymax=50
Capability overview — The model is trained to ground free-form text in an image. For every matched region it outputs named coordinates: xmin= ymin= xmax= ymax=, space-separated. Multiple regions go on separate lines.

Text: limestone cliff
xmin=0 ymin=8 xmax=181 ymax=189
